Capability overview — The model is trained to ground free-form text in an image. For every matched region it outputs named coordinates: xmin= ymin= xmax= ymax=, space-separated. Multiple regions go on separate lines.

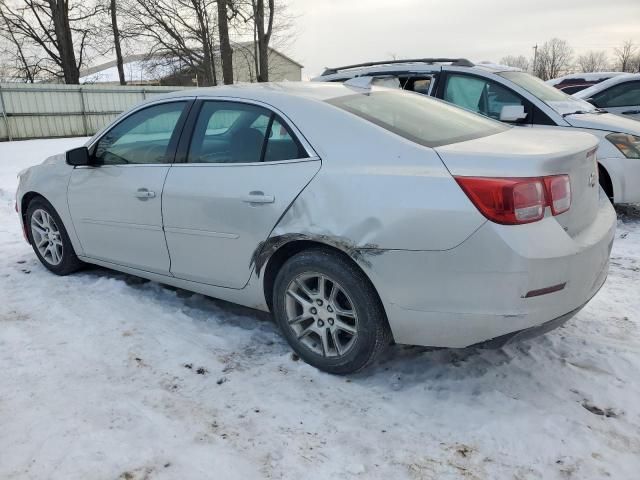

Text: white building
xmin=80 ymin=43 xmax=303 ymax=85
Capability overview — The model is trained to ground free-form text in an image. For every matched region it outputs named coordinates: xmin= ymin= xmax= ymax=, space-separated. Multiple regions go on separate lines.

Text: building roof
xmin=232 ymin=41 xmax=304 ymax=68
xmin=80 ymin=44 xmax=303 ymax=84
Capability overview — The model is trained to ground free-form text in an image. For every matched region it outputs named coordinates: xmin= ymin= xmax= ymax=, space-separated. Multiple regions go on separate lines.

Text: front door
xmin=67 ymin=101 xmax=190 ymax=274
xmin=441 ymin=73 xmax=532 ymax=124
xmin=162 ymin=100 xmax=320 ymax=288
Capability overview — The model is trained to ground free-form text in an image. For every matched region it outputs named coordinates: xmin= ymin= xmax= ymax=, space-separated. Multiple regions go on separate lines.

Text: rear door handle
xmin=242 ymin=191 xmax=275 ymax=204
xmin=622 ymin=110 xmax=640 ymax=115
xmin=135 ymin=188 xmax=156 ymax=199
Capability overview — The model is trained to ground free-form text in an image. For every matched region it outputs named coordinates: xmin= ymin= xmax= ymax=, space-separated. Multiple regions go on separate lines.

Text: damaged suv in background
xmin=16 ymin=82 xmax=615 ymax=373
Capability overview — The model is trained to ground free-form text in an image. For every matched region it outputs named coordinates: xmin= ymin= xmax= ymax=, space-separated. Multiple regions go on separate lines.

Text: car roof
xmin=312 ymin=59 xmax=520 ymax=81
xmin=547 ymin=72 xmax=627 ymax=86
xmin=574 ymin=73 xmax=640 ymax=99
xmin=145 ymin=81 xmax=367 ymax=106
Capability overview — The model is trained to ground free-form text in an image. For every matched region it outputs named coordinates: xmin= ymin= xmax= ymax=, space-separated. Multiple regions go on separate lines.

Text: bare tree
xmin=108 ymin=0 xmax=125 ymax=84
xmin=0 ymin=9 xmax=43 ymax=81
xmin=613 ymin=40 xmax=638 ymax=72
xmin=576 ymin=50 xmax=609 ymax=73
xmin=227 ymin=0 xmax=294 ymax=82
xmin=253 ymin=0 xmax=274 ymax=82
xmin=500 ymin=55 xmax=530 ymax=71
xmin=534 ymin=38 xmax=573 ymax=80
xmin=126 ymin=0 xmax=219 ymax=86
xmin=217 ymin=0 xmax=233 ymax=84
xmin=0 ymin=0 xmax=102 ymax=83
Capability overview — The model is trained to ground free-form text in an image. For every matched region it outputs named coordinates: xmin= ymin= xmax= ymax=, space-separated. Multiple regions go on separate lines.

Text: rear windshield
xmin=327 ymin=90 xmax=508 ymax=147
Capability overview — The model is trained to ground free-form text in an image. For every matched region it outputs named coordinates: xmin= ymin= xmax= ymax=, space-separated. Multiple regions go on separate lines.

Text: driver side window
xmin=444 ymin=74 xmax=526 ymax=121
xmin=94 ymin=102 xmax=187 ymax=165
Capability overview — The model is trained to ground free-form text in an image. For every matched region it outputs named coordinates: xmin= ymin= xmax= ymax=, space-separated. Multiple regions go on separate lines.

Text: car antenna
xmin=344 ymin=76 xmax=373 ymax=91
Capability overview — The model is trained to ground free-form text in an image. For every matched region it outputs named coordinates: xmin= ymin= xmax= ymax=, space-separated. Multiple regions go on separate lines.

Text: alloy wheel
xmin=284 ymin=272 xmax=359 ymax=357
xmin=30 ymin=208 xmax=63 ymax=266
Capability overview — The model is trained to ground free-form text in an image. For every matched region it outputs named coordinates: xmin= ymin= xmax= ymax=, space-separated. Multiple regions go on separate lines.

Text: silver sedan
xmin=16 ymin=82 xmax=616 ymax=373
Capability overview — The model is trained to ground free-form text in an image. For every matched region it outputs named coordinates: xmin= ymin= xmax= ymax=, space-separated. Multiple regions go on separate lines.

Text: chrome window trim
xmin=188 ymin=95 xmax=320 ymax=160
xmin=85 ymin=94 xmax=321 ymax=165
xmin=73 ymin=163 xmax=172 ymax=169
xmin=169 ymin=156 xmax=320 ymax=168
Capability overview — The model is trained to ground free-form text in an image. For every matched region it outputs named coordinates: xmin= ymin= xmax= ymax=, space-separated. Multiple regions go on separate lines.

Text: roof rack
xmin=321 ymin=58 xmax=474 ymax=76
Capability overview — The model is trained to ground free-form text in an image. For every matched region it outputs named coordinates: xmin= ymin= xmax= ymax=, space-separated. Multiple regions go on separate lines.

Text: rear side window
xmin=327 ymin=90 xmax=508 ymax=148
xmin=187 ymin=101 xmax=307 ymax=164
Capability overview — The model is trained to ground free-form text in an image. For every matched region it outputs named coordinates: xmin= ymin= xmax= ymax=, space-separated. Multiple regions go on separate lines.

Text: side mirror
xmin=585 ymin=97 xmax=600 ymax=108
xmin=500 ymin=104 xmax=528 ymax=122
xmin=66 ymin=146 xmax=91 ymax=166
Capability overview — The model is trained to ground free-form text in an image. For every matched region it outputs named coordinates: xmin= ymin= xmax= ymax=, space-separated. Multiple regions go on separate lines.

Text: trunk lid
xmin=434 ymin=128 xmax=600 ymax=237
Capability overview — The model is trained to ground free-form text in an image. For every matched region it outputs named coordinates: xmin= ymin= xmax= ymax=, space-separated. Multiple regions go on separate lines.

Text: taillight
xmin=544 ymin=175 xmax=571 ymax=215
xmin=455 ymin=175 xmax=571 ymax=225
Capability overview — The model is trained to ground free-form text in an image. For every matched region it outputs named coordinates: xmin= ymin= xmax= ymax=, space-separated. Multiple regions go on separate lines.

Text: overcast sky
xmin=285 ymin=0 xmax=640 ymax=78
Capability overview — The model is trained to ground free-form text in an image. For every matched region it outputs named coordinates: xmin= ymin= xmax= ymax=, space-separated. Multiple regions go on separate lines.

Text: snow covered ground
xmin=1 ymin=138 xmax=639 ymax=480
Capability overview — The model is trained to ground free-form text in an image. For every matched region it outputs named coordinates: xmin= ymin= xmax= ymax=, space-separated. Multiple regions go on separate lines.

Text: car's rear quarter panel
xmin=268 ymin=97 xmax=486 ymax=251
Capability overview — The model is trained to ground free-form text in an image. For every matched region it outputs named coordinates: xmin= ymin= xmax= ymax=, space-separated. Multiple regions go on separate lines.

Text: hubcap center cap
xmin=312 ymin=302 xmax=332 ymax=319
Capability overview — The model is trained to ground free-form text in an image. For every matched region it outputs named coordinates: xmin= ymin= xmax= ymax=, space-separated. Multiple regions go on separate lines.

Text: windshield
xmin=327 ymin=89 xmax=509 ymax=148
xmin=498 ymin=71 xmax=596 ymax=115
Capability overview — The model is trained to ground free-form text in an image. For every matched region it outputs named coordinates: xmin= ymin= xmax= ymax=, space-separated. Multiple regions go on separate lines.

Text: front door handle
xmin=242 ymin=191 xmax=275 ymax=204
xmin=622 ymin=110 xmax=640 ymax=115
xmin=135 ymin=188 xmax=156 ymax=199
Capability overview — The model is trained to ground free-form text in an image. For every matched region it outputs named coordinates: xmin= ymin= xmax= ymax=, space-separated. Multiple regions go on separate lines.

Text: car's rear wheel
xmin=26 ymin=198 xmax=83 ymax=275
xmin=273 ymin=248 xmax=391 ymax=374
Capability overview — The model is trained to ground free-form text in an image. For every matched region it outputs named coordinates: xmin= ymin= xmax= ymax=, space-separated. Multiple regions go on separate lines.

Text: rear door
xmin=162 ymin=99 xmax=320 ymax=288
xmin=591 ymin=80 xmax=640 ymax=119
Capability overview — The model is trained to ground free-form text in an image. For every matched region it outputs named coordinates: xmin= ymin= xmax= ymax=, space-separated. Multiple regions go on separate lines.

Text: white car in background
xmin=16 ymin=83 xmax=615 ymax=373
xmin=314 ymin=59 xmax=640 ymax=204
xmin=547 ymin=72 xmax=628 ymax=94
xmin=573 ymin=73 xmax=640 ymax=120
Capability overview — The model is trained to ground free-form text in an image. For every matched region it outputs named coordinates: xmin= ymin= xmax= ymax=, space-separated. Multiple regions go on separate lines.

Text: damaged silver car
xmin=16 ymin=82 xmax=616 ymax=373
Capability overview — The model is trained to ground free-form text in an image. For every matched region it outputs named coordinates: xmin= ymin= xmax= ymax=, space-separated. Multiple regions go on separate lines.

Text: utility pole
xmin=532 ymin=44 xmax=538 ymax=74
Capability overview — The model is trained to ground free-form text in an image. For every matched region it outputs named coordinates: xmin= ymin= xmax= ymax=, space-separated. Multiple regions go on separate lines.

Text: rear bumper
xmin=475 ymin=278 xmax=604 ymax=348
xmin=363 ymin=191 xmax=616 ymax=347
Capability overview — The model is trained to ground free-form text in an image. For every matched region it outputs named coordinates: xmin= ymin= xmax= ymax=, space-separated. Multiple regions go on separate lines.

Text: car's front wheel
xmin=26 ymin=197 xmax=83 ymax=275
xmin=273 ymin=249 xmax=391 ymax=374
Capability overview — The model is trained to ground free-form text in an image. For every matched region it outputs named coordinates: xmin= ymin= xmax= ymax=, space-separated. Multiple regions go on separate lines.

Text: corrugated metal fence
xmin=0 ymin=83 xmax=189 ymax=141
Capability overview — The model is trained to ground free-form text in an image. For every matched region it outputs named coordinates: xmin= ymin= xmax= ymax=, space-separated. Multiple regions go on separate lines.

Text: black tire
xmin=598 ymin=164 xmax=614 ymax=203
xmin=26 ymin=197 xmax=83 ymax=276
xmin=273 ymin=248 xmax=391 ymax=374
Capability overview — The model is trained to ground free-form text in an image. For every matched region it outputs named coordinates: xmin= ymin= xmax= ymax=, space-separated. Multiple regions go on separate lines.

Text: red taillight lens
xmin=455 ymin=177 xmax=546 ymax=225
xmin=455 ymin=175 xmax=571 ymax=225
xmin=544 ymin=175 xmax=571 ymax=215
